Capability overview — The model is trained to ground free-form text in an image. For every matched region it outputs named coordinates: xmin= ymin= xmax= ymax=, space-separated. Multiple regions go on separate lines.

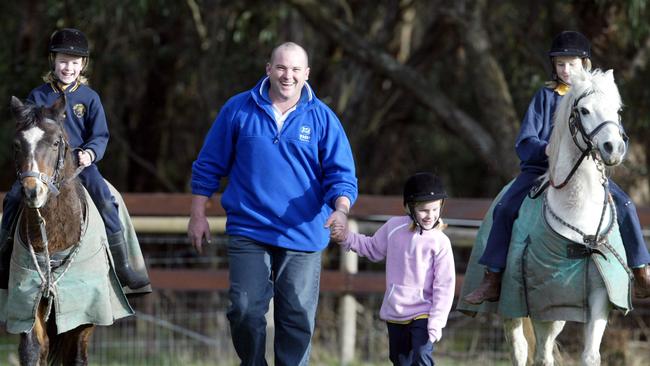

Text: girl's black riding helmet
xmin=49 ymin=28 xmax=89 ymax=57
xmin=548 ymin=31 xmax=590 ymax=58
xmin=403 ymin=172 xmax=447 ymax=207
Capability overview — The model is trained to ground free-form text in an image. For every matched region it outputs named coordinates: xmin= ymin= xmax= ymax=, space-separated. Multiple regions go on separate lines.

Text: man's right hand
xmin=188 ymin=195 xmax=212 ymax=254
xmin=188 ymin=215 xmax=211 ymax=254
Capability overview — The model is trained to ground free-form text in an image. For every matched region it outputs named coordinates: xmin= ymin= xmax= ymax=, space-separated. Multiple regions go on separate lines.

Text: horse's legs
xmin=581 ymin=273 xmax=610 ymax=365
xmin=19 ymin=302 xmax=49 ymax=366
xmin=68 ymin=324 xmax=95 ymax=365
xmin=19 ymin=331 xmax=45 ymax=366
xmin=531 ymin=319 xmax=565 ymax=366
xmin=503 ymin=318 xmax=529 ymax=366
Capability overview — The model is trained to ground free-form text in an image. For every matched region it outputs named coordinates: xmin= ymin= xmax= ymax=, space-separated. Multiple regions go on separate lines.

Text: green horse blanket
xmin=0 ymin=187 xmax=139 ymax=334
xmin=458 ymin=183 xmax=632 ymax=322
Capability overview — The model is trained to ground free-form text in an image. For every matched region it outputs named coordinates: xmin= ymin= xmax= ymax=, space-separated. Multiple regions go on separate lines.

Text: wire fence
xmin=1 ymin=228 xmax=650 ymax=365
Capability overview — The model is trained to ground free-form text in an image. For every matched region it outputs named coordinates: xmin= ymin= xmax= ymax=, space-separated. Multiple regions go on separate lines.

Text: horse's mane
xmin=13 ymin=101 xmax=46 ymax=130
xmin=545 ymin=69 xmax=622 ymax=176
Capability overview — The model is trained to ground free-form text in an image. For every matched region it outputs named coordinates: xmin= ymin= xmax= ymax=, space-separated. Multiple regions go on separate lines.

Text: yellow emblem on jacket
xmin=73 ymin=103 xmax=86 ymax=118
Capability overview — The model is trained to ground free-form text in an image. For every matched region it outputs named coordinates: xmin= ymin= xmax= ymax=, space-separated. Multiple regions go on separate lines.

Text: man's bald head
xmin=269 ymin=42 xmax=309 ymax=67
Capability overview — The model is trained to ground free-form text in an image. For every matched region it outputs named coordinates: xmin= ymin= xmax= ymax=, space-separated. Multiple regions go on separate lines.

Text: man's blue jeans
xmin=226 ymin=235 xmax=321 ymax=366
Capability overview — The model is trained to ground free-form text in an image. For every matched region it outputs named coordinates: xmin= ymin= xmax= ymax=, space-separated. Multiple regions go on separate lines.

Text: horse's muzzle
xmin=21 ymin=179 xmax=48 ymax=208
xmin=599 ymin=140 xmax=626 ymax=166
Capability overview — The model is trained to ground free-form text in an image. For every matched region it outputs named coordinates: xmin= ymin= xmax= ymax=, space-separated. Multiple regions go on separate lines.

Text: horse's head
xmin=562 ymin=69 xmax=627 ymax=166
xmin=10 ymin=95 xmax=69 ymax=208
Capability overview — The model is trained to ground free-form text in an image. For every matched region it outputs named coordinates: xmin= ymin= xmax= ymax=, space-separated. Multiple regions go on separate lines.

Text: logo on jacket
xmin=299 ymin=126 xmax=311 ymax=142
xmin=73 ymin=104 xmax=86 ymax=118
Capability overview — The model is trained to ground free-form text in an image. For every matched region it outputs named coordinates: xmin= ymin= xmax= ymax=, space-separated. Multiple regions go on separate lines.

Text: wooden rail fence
xmin=3 ymin=192 xmax=649 ymax=364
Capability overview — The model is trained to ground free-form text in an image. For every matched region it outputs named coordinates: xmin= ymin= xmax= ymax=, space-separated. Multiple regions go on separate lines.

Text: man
xmin=188 ymin=42 xmax=357 ymax=365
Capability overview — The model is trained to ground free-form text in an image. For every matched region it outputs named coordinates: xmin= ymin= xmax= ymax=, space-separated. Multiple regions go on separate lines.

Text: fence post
xmin=339 ymin=219 xmax=359 ymax=365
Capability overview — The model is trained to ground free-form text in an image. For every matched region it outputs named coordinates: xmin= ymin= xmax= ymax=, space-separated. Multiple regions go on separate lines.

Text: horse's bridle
xmin=568 ymin=89 xmax=628 ymax=155
xmin=16 ymin=133 xmax=68 ymax=197
xmin=549 ymin=89 xmax=627 ymax=190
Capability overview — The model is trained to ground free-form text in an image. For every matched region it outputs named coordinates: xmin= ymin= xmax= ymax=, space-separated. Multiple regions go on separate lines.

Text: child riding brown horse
xmin=1 ymin=95 xmax=134 ymax=365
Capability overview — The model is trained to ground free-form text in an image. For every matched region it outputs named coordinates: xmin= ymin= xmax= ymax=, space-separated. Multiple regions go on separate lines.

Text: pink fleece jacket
xmin=341 ymin=215 xmax=455 ymax=342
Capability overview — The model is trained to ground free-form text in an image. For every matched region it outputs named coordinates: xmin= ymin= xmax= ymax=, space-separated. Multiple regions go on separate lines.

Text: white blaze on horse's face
xmin=576 ymin=93 xmax=626 ymax=166
xmin=19 ymin=126 xmax=49 ymax=208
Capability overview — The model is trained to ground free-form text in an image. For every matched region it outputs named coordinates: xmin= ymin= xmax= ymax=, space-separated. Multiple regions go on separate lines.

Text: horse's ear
xmin=50 ymin=93 xmax=67 ymax=121
xmin=10 ymin=96 xmax=24 ymax=117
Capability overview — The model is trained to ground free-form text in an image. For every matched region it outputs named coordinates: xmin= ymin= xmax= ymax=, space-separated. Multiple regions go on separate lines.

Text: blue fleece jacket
xmin=515 ymin=86 xmax=562 ymax=174
xmin=27 ymin=82 xmax=109 ymax=162
xmin=191 ymin=77 xmax=358 ymax=251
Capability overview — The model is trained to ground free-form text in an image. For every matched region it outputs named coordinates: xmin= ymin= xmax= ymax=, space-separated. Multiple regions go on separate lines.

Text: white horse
xmin=459 ymin=69 xmax=631 ymax=366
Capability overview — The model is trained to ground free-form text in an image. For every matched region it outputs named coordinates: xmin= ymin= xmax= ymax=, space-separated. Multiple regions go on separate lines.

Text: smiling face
xmin=412 ymin=200 xmax=442 ymax=231
xmin=265 ymin=44 xmax=310 ymax=106
xmin=53 ymin=53 xmax=84 ymax=86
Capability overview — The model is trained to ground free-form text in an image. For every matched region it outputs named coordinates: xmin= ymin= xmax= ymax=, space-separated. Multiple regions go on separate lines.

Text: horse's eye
xmin=580 ymin=107 xmax=590 ymax=115
xmin=53 ymin=140 xmax=60 ymax=148
xmin=13 ymin=141 xmax=21 ymax=151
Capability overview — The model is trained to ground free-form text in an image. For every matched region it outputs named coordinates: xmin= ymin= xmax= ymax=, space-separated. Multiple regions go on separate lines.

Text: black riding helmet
xmin=548 ymin=31 xmax=591 ymax=58
xmin=403 ymin=172 xmax=447 ymax=207
xmin=49 ymin=28 xmax=89 ymax=57
xmin=403 ymin=172 xmax=447 ymax=233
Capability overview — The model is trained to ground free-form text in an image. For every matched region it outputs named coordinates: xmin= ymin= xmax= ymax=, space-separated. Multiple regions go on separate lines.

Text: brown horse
xmin=6 ymin=95 xmax=132 ymax=365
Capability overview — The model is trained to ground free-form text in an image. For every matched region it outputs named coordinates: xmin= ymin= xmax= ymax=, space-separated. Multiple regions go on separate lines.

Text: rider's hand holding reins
xmin=188 ymin=195 xmax=212 ymax=254
xmin=77 ymin=150 xmax=92 ymax=167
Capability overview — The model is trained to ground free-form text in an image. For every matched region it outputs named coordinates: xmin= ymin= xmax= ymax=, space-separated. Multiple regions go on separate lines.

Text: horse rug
xmin=0 ymin=189 xmax=134 ymax=334
xmin=458 ymin=183 xmax=632 ymax=322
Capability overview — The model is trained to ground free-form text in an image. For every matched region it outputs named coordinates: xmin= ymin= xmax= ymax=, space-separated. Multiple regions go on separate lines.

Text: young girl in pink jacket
xmin=330 ymin=172 xmax=455 ymax=366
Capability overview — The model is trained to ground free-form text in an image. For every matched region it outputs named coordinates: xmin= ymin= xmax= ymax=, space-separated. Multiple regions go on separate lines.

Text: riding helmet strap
xmin=406 ymin=203 xmax=423 ymax=235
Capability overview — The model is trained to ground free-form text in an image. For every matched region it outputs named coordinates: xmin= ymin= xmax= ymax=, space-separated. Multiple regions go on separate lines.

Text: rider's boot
xmin=0 ymin=228 xmax=12 ymax=289
xmin=633 ymin=265 xmax=650 ymax=299
xmin=463 ymin=269 xmax=502 ymax=305
xmin=107 ymin=231 xmax=150 ymax=289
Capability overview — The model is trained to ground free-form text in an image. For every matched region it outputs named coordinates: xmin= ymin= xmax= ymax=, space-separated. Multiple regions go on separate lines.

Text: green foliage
xmin=0 ymin=1 xmax=648 ymax=197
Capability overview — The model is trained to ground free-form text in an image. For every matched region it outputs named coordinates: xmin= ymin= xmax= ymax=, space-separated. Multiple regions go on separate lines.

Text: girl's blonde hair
xmin=545 ymin=57 xmax=592 ymax=89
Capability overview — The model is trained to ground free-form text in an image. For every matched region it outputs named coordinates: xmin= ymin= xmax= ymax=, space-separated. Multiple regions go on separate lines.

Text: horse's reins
xmin=24 ymin=205 xmax=86 ymax=322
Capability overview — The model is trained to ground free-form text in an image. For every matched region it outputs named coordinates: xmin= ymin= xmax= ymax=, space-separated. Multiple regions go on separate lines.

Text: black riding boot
xmin=0 ymin=228 xmax=12 ymax=289
xmin=107 ymin=231 xmax=149 ymax=289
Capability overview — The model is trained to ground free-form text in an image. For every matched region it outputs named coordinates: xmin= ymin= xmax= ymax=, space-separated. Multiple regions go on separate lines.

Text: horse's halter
xmin=549 ymin=89 xmax=627 ymax=190
xmin=16 ymin=133 xmax=68 ymax=198
xmin=568 ymin=89 xmax=628 ymax=156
